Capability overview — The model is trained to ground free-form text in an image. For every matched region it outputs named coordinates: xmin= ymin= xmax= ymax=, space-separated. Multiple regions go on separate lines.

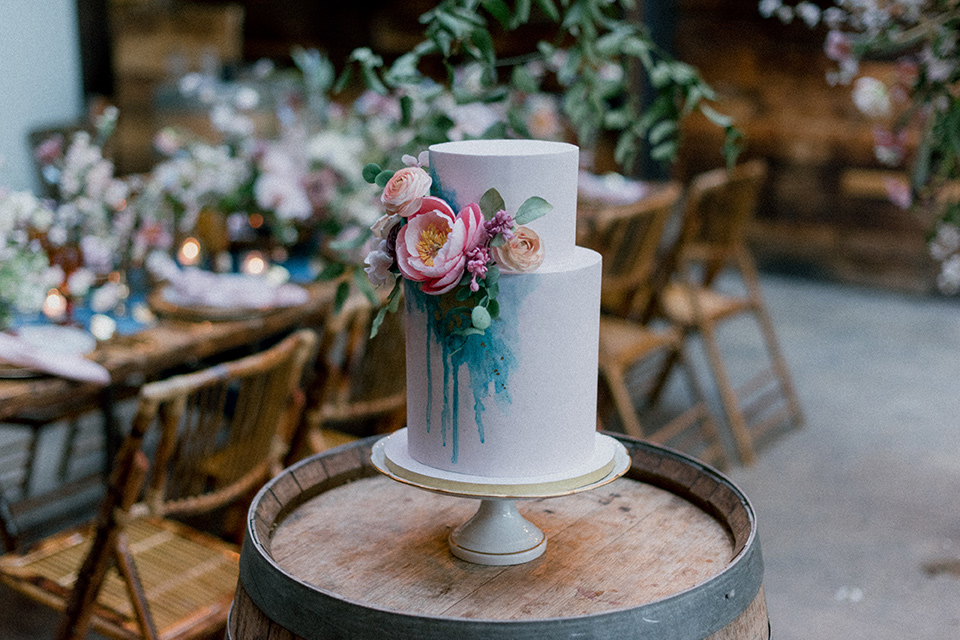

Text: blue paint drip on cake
xmin=407 ymin=282 xmax=519 ymax=465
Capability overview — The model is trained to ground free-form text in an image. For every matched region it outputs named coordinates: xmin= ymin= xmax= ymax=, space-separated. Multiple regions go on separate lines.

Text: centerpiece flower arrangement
xmin=762 ymin=0 xmax=960 ymax=294
xmin=31 ymin=107 xmax=134 ymax=305
xmin=0 ymin=190 xmax=63 ymax=328
xmin=360 ymin=152 xmax=551 ymax=338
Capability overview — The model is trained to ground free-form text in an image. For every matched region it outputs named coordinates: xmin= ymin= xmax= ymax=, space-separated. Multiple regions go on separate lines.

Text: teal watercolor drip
xmin=429 ymin=170 xmax=461 ymax=210
xmin=407 ymin=283 xmax=519 ymax=465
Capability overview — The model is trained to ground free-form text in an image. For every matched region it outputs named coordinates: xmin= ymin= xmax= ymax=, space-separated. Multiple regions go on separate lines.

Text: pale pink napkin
xmin=163 ymin=269 xmax=309 ymax=309
xmin=0 ymin=332 xmax=111 ymax=385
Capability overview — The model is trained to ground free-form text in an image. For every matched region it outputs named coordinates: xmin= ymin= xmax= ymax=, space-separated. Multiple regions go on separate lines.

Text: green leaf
xmin=362 ymin=163 xmax=382 ymax=183
xmin=332 ymin=66 xmax=353 ymax=94
xmin=489 ymin=234 xmax=507 ymax=248
xmin=316 ymin=262 xmax=346 ymax=282
xmin=334 ymin=281 xmax=350 ymax=314
xmin=487 ymin=298 xmax=499 ymax=319
xmin=456 ymin=286 xmax=473 ymax=301
xmin=534 ymin=0 xmax=560 ymax=21
xmin=375 ymin=170 xmax=395 ymax=187
xmin=511 ymin=0 xmax=531 ymax=29
xmin=353 ymin=268 xmax=379 ymax=307
xmin=479 ymin=188 xmax=506 ymax=219
xmin=471 ymin=305 xmax=492 ymax=330
xmin=369 ymin=305 xmax=390 ymax=339
xmin=511 ymin=65 xmax=539 ymax=94
xmin=700 ymin=104 xmax=733 ymax=128
xmin=400 ymin=95 xmax=413 ymax=127
xmin=470 ymin=28 xmax=497 ymax=67
xmin=514 ymin=196 xmax=552 ymax=225
xmin=650 ymin=140 xmax=678 ymax=162
xmin=482 ymin=0 xmax=511 ymax=26
xmin=328 ymin=228 xmax=371 ymax=251
xmin=485 ymin=263 xmax=500 ymax=285
xmin=649 ymin=120 xmax=677 ymax=146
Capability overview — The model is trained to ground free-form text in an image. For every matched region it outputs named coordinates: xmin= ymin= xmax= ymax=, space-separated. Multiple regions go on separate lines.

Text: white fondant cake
xmin=403 ymin=139 xmax=602 ymax=478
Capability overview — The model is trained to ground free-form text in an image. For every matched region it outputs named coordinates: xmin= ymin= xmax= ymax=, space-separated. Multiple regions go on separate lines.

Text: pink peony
xmin=396 ymin=197 xmax=486 ymax=294
xmin=491 ymin=226 xmax=544 ymax=273
xmin=381 ymin=166 xmax=432 ymax=218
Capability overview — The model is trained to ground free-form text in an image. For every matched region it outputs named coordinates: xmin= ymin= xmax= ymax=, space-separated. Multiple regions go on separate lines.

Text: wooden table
xmin=0 ymin=281 xmax=335 ymax=422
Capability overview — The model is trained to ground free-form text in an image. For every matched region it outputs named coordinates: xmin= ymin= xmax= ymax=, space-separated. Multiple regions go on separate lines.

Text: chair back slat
xmin=681 ymin=159 xmax=767 ymax=286
xmin=579 ymin=182 xmax=682 ymax=321
xmin=133 ymin=329 xmax=316 ymax=519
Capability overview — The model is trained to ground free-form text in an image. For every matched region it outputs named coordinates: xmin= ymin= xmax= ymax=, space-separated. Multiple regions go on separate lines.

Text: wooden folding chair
xmin=579 ymin=183 xmax=727 ymax=468
xmin=289 ymin=293 xmax=406 ymax=459
xmin=0 ymin=329 xmax=316 ymax=640
xmin=658 ymin=159 xmax=804 ymax=464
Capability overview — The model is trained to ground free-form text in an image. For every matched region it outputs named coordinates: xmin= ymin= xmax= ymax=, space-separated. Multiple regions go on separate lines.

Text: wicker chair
xmin=658 ymin=159 xmax=804 ymax=464
xmin=579 ymin=183 xmax=727 ymax=468
xmin=0 ymin=329 xmax=316 ymax=640
xmin=289 ymin=293 xmax=407 ymax=459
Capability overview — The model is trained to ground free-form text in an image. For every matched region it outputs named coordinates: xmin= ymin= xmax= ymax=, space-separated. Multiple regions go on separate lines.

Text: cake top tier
xmin=429 ymin=140 xmax=580 ymax=270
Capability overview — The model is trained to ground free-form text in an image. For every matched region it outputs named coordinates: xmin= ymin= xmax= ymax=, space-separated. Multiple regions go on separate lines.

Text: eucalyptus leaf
xmin=353 ymin=268 xmax=379 ymax=307
xmin=487 ymin=298 xmax=499 ymax=319
xmin=334 ymin=281 xmax=350 ymax=314
xmin=514 ymin=196 xmax=552 ymax=225
xmin=489 ymin=234 xmax=507 ymax=248
xmin=482 ymin=0 xmax=511 ymax=26
xmin=479 ymin=188 xmax=506 ymax=219
xmin=700 ymin=104 xmax=733 ymax=128
xmin=649 ymin=120 xmax=677 ymax=146
xmin=485 ymin=263 xmax=500 ymax=285
xmin=362 ymin=163 xmax=382 ymax=184
xmin=369 ymin=305 xmax=389 ymax=339
xmin=375 ymin=170 xmax=395 ymax=188
xmin=471 ymin=305 xmax=492 ymax=330
xmin=316 ymin=262 xmax=346 ymax=282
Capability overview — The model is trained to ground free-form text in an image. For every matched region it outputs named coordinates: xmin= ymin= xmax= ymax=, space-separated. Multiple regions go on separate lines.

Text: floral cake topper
xmin=362 ymin=151 xmax=551 ymax=337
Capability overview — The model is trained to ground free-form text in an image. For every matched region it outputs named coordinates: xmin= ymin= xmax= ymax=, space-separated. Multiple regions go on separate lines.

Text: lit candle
xmin=241 ymin=251 xmax=267 ymax=276
xmin=42 ymin=288 xmax=68 ymax=321
xmin=177 ymin=237 xmax=202 ymax=266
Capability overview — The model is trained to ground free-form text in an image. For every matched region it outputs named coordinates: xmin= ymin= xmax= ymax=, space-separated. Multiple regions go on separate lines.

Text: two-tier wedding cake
xmin=391 ymin=139 xmax=606 ymax=483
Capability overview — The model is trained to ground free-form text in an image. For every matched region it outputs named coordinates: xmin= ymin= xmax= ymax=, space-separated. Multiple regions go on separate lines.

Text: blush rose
xmin=491 ymin=226 xmax=544 ymax=273
xmin=381 ymin=166 xmax=432 ymax=218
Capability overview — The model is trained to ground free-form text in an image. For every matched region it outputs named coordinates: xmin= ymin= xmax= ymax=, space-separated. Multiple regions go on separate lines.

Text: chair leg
xmin=699 ymin=321 xmax=757 ymax=465
xmin=673 ymin=348 xmax=729 ymax=467
xmin=599 ymin=363 xmax=646 ymax=439
xmin=753 ymin=303 xmax=804 ymax=428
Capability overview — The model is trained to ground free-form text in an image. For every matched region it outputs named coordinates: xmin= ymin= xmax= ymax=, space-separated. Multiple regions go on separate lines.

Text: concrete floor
xmin=1 ymin=272 xmax=959 ymax=638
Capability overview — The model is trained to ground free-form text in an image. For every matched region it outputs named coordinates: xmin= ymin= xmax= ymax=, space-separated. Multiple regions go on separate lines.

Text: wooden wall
xmin=673 ymin=0 xmax=937 ymax=292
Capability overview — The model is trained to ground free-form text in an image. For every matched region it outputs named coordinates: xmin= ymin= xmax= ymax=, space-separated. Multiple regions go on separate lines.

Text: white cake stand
xmin=370 ymin=429 xmax=631 ymax=566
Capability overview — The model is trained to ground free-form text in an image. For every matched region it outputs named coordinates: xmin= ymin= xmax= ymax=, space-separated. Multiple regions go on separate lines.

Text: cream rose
xmin=381 ymin=166 xmax=432 ymax=218
xmin=491 ymin=226 xmax=544 ymax=273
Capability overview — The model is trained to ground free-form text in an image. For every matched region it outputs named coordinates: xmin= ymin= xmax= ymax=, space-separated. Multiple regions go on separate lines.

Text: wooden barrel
xmin=229 ymin=434 xmax=769 ymax=640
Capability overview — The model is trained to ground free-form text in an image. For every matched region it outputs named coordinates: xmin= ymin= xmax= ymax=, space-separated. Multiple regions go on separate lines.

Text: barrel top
xmin=239 ymin=434 xmax=763 ymax=640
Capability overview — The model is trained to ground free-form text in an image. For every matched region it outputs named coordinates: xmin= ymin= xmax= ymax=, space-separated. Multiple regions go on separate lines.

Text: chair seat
xmin=0 ymin=517 xmax=238 ymax=640
xmin=661 ymin=283 xmax=754 ymax=325
xmin=599 ymin=316 xmax=682 ymax=366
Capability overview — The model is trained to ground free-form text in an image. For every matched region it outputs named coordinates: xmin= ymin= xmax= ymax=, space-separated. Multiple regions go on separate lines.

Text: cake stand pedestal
xmin=370 ymin=429 xmax=630 ymax=566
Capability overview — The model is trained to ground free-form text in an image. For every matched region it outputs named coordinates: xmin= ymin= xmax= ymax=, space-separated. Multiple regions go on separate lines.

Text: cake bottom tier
xmin=404 ymin=247 xmax=602 ymax=478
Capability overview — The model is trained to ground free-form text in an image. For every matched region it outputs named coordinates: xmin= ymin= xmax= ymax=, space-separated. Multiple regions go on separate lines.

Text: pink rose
xmin=491 ymin=226 xmax=544 ymax=273
xmin=396 ymin=197 xmax=486 ymax=294
xmin=381 ymin=166 xmax=432 ymax=218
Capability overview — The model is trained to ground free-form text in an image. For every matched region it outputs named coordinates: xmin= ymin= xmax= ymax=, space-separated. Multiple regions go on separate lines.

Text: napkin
xmin=0 ymin=332 xmax=111 ymax=385
xmin=578 ymin=171 xmax=650 ymax=205
xmin=162 ymin=268 xmax=310 ymax=309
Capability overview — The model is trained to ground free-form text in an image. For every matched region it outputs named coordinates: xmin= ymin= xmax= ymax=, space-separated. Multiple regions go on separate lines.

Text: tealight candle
xmin=177 ymin=237 xmax=202 ymax=266
xmin=42 ymin=288 xmax=68 ymax=321
xmin=241 ymin=251 xmax=267 ymax=276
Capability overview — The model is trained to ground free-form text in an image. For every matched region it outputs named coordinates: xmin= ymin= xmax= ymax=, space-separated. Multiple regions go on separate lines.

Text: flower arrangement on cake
xmin=762 ymin=0 xmax=960 ymax=294
xmin=361 ymin=151 xmax=551 ymax=339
